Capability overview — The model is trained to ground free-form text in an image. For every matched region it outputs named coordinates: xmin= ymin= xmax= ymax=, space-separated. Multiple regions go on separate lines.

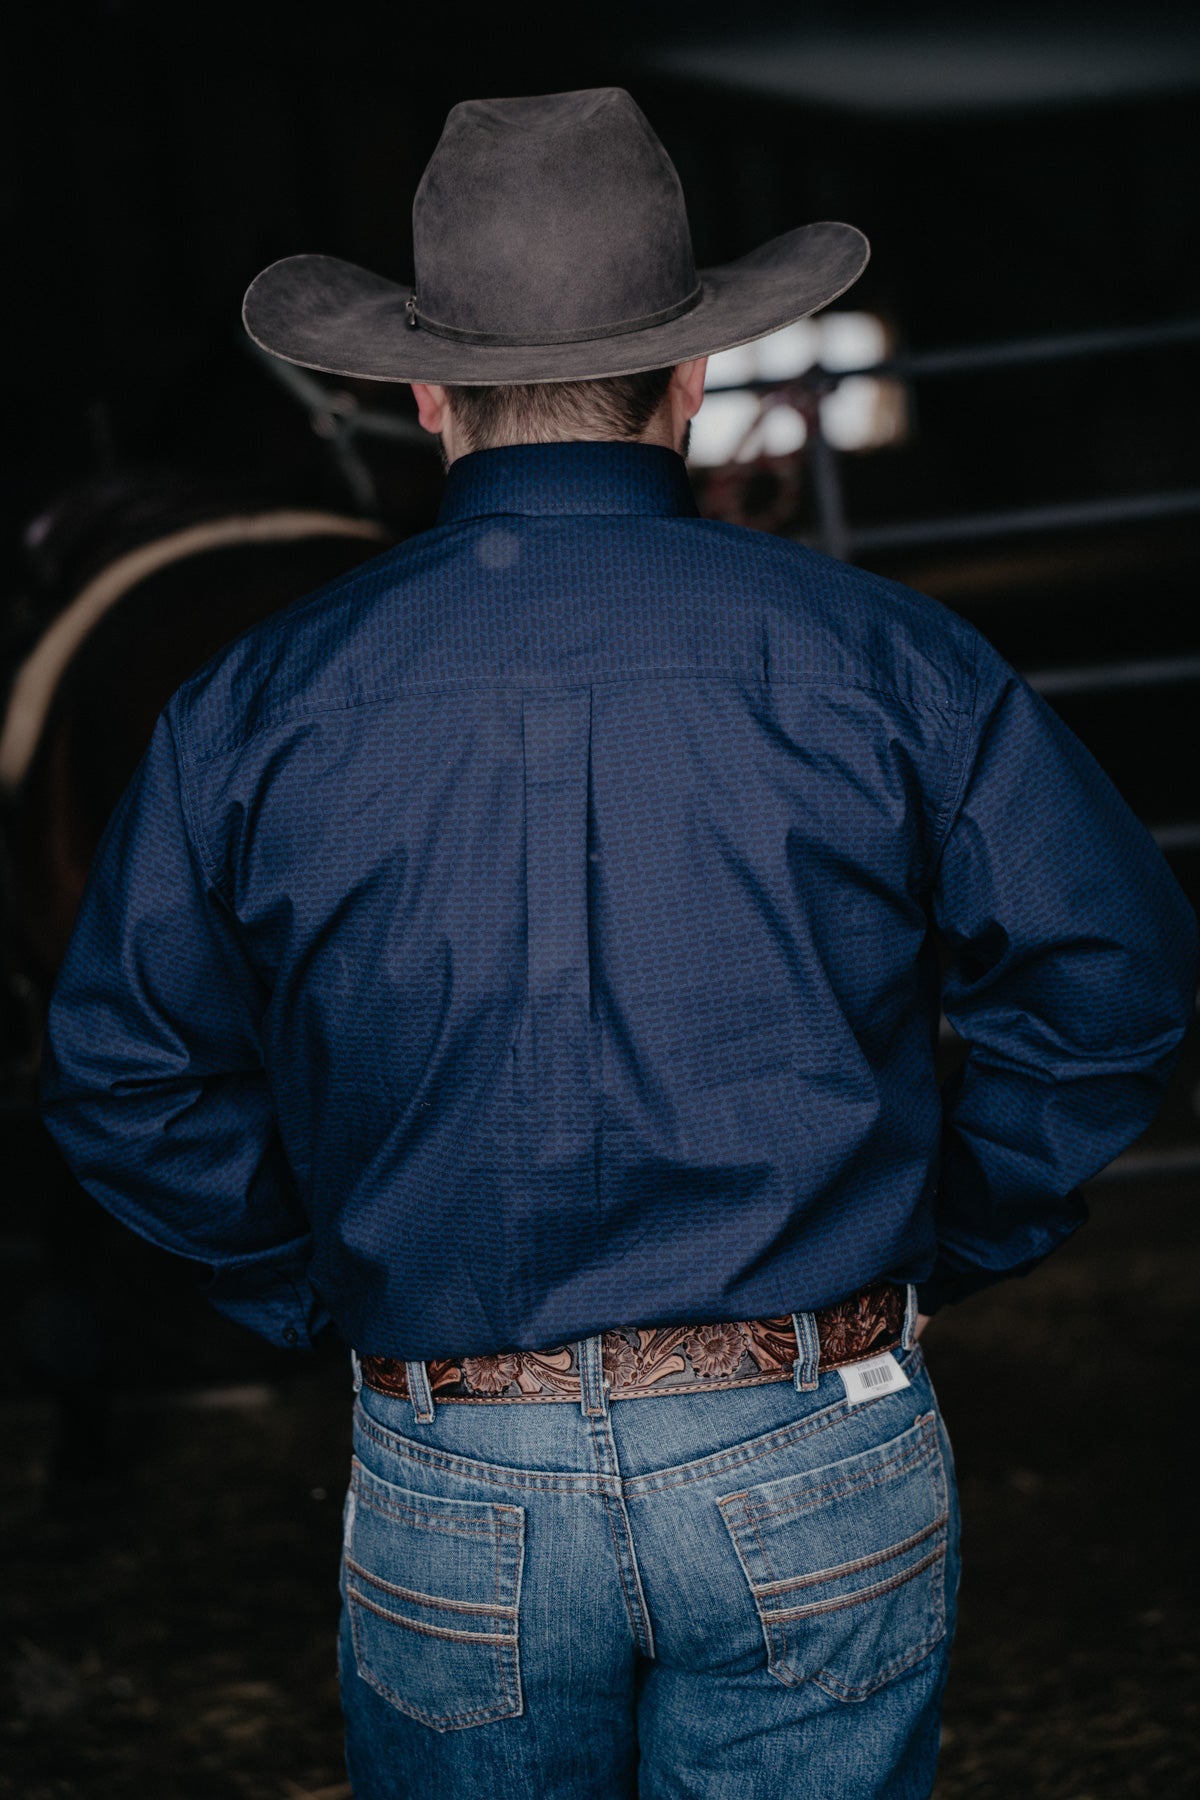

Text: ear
xmin=671 ymin=357 xmax=708 ymax=421
xmin=411 ymin=381 xmax=451 ymax=435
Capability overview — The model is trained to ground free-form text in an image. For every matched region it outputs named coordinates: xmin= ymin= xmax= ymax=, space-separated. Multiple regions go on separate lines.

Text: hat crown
xmin=412 ymin=88 xmax=699 ymax=347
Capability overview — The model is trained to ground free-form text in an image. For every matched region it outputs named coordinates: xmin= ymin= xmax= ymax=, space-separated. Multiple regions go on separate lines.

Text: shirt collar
xmin=437 ymin=441 xmax=700 ymax=526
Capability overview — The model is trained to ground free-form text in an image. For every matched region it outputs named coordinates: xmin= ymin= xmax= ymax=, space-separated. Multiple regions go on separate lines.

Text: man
xmin=42 ymin=88 xmax=1196 ymax=1799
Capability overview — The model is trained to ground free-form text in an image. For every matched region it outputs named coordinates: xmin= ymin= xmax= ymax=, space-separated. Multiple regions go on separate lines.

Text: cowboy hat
xmin=243 ymin=86 xmax=869 ymax=386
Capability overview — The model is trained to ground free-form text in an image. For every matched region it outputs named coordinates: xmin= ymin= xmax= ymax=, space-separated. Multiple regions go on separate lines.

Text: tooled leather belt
xmin=359 ymin=1279 xmax=906 ymax=1404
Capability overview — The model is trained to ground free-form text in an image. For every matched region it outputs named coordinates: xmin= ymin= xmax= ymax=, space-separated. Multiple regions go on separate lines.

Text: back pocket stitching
xmin=349 ymin=1594 xmax=522 ymax=1729
xmin=345 ymin=1554 xmax=520 ymax=1620
xmin=347 ymin=1461 xmax=525 ymax=1731
xmin=722 ymin=1416 xmax=949 ymax=1701
xmin=808 ymin=1542 xmax=948 ymax=1702
xmin=353 ymin=1494 xmax=513 ymax=1539
xmin=800 ymin=1455 xmax=948 ymax=1698
xmin=725 ymin=1432 xmax=937 ymax=1524
xmin=352 ymin=1463 xmax=525 ymax=1535
xmin=753 ymin=1513 xmax=947 ymax=1597
xmin=347 ymin=1584 xmax=516 ymax=1645
xmin=773 ymin=1536 xmax=947 ymax=1698
xmin=768 ymin=1540 xmax=947 ymax=1623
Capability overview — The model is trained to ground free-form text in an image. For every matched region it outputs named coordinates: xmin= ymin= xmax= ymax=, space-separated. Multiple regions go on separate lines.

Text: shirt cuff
xmin=200 ymin=1261 xmax=332 ymax=1350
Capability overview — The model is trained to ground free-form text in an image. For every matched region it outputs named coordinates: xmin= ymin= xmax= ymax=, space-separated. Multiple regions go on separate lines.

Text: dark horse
xmin=3 ymin=476 xmax=389 ymax=986
xmin=0 ymin=474 xmax=389 ymax=1468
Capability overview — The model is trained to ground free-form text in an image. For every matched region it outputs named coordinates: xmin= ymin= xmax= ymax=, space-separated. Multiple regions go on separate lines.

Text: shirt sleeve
xmin=921 ymin=637 xmax=1199 ymax=1312
xmin=39 ymin=708 xmax=329 ymax=1349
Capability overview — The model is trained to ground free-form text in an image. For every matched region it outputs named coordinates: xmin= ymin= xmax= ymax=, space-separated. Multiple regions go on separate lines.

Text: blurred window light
xmin=823 ymin=376 xmax=908 ymax=452
xmin=689 ymin=390 xmax=771 ymax=466
xmin=691 ymin=312 xmax=906 ymax=467
xmin=819 ymin=312 xmax=888 ymax=371
xmin=759 ymin=406 xmax=807 ymax=458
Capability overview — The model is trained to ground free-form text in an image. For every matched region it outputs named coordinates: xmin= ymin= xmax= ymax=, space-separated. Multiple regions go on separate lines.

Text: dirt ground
xmin=1 ymin=1177 xmax=1196 ymax=1798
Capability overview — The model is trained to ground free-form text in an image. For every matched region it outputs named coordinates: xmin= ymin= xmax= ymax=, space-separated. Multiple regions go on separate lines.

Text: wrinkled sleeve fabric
xmin=40 ymin=709 xmax=328 ymax=1349
xmin=920 ymin=636 xmax=1199 ymax=1312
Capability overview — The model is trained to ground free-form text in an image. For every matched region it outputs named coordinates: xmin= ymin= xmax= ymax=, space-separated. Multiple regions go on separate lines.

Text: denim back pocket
xmin=345 ymin=1456 xmax=525 ymax=1731
xmin=717 ymin=1411 xmax=948 ymax=1700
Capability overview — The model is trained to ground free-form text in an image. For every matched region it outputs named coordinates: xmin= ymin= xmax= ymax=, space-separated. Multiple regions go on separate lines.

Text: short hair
xmin=445 ymin=367 xmax=674 ymax=452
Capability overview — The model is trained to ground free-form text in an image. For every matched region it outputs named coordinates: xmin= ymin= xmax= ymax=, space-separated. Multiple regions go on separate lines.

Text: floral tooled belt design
xmin=359 ymin=1280 xmax=906 ymax=1404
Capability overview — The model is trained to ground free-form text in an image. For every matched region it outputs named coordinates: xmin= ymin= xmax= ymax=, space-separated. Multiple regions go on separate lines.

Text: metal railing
xmin=706 ymin=314 xmax=1200 ymax=563
xmin=707 ymin=316 xmax=1200 ymax=391
xmin=245 ymin=342 xmax=431 ymax=513
xmin=1020 ymin=652 xmax=1200 ymax=853
xmin=250 ymin=316 xmax=1200 ymax=560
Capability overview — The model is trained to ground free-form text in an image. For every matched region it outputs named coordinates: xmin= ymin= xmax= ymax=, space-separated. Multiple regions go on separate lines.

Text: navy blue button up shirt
xmin=41 ymin=442 xmax=1198 ymax=1359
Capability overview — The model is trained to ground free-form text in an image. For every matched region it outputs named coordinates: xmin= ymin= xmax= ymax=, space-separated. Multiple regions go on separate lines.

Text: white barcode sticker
xmin=839 ymin=1353 xmax=911 ymax=1406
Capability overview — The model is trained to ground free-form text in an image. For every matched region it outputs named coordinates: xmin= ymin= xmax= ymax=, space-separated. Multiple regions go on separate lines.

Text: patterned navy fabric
xmin=41 ymin=443 xmax=1198 ymax=1359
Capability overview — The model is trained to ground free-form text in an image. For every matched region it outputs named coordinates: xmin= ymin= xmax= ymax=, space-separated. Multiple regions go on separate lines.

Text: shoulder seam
xmin=930 ymin=631 xmax=984 ymax=860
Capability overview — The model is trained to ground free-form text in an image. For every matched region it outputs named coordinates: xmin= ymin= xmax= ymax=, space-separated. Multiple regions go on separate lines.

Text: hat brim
xmin=242 ymin=221 xmax=869 ymax=386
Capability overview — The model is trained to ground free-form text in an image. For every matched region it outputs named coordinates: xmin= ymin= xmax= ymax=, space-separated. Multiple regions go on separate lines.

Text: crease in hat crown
xmin=241 ymin=84 xmax=870 ymax=385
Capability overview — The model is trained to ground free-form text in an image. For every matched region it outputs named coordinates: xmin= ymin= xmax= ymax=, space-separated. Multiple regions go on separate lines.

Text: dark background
xmin=6 ymin=2 xmax=1200 ymax=569
xmin=2 ymin=3 xmax=1198 ymax=1794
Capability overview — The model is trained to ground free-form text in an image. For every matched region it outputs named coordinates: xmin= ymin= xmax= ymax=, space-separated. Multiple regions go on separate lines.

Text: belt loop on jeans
xmin=791 ymin=1310 xmax=821 ymax=1392
xmin=577 ymin=1335 xmax=609 ymax=1418
xmin=356 ymin=1279 xmax=906 ymax=1407
xmin=406 ymin=1359 xmax=436 ymax=1424
xmin=350 ymin=1348 xmax=363 ymax=1394
xmin=901 ymin=1283 xmax=919 ymax=1352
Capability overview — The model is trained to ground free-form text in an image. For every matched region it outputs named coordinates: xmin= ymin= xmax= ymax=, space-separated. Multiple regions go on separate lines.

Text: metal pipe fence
xmin=774 ymin=315 xmax=1200 ymax=561
xmin=847 ymin=488 xmax=1200 ymax=556
xmin=705 ymin=315 xmax=1200 ymax=395
xmin=245 ymin=343 xmax=429 ymax=514
xmin=706 ymin=314 xmax=1200 ymax=560
xmin=249 ymin=315 xmax=1200 ymax=563
xmin=1025 ymin=653 xmax=1200 ymax=698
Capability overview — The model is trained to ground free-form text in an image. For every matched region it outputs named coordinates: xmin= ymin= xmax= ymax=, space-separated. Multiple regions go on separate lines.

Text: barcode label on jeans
xmin=839 ymin=1353 xmax=911 ymax=1406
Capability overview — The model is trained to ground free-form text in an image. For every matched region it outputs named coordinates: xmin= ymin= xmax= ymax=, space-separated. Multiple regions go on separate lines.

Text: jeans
xmin=339 ymin=1332 xmax=960 ymax=1799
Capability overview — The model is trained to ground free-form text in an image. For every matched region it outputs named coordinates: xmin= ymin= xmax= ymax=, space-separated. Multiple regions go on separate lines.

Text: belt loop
xmin=901 ymin=1283 xmax=919 ymax=1353
xmin=792 ymin=1311 xmax=820 ymax=1392
xmin=406 ymin=1360 xmax=436 ymax=1424
xmin=577 ymin=1335 xmax=609 ymax=1418
xmin=350 ymin=1348 xmax=363 ymax=1394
